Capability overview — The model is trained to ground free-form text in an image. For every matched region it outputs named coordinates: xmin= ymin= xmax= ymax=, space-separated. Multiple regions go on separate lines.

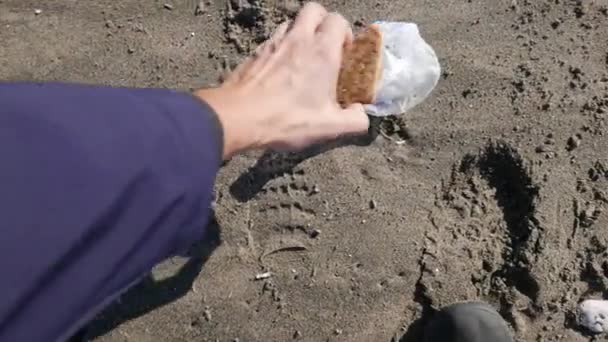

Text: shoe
xmin=424 ymin=302 xmax=513 ymax=342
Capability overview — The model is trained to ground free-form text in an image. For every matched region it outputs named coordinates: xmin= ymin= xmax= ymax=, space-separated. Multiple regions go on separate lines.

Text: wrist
xmin=194 ymin=86 xmax=262 ymax=160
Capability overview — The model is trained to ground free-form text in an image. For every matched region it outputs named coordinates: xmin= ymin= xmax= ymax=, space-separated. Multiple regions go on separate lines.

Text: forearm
xmin=0 ymin=81 xmax=222 ymax=341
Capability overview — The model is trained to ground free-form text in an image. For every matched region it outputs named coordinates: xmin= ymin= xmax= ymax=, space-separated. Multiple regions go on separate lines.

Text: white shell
xmin=365 ymin=22 xmax=441 ymax=117
xmin=577 ymin=299 xmax=608 ymax=334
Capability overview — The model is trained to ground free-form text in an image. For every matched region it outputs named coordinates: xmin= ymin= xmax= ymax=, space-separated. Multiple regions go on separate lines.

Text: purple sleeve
xmin=0 ymin=82 xmax=223 ymax=341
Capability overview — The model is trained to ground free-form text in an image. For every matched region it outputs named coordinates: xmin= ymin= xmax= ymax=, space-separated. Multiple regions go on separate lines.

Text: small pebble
xmin=370 ymin=200 xmax=377 ymax=209
xmin=310 ymin=229 xmax=321 ymax=239
xmin=577 ymin=299 xmax=608 ymax=334
xmin=293 ymin=330 xmax=302 ymax=339
xmin=195 ymin=1 xmax=206 ymax=15
xmin=163 ymin=3 xmax=174 ymax=10
xmin=354 ymin=18 xmax=366 ymax=28
xmin=190 ymin=317 xmax=202 ymax=327
xmin=567 ymin=135 xmax=581 ymax=151
xmin=34 ymin=9 xmax=42 ymax=15
xmin=203 ymin=307 xmax=212 ymax=321
xmin=127 ymin=47 xmax=135 ymax=54
xmin=254 ymin=272 xmax=272 ymax=280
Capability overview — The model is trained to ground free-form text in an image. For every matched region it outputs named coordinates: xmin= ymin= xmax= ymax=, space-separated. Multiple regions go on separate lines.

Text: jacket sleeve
xmin=0 ymin=82 xmax=224 ymax=341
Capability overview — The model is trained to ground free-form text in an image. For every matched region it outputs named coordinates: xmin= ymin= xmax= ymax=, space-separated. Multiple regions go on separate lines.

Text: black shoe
xmin=424 ymin=302 xmax=513 ymax=342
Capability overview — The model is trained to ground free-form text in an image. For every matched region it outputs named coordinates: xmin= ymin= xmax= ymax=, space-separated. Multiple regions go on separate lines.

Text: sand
xmin=1 ymin=0 xmax=607 ymax=341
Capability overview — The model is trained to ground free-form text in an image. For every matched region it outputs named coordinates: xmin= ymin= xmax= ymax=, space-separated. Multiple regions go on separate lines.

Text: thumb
xmin=339 ymin=103 xmax=370 ymax=134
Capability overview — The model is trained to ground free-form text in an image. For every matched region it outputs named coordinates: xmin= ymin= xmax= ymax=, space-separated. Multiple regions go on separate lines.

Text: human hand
xmin=196 ymin=2 xmax=369 ymax=160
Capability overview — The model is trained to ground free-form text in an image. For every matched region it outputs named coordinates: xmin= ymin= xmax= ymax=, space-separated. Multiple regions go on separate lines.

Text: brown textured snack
xmin=337 ymin=24 xmax=383 ymax=107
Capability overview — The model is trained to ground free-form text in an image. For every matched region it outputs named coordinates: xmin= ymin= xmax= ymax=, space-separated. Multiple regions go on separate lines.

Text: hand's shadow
xmin=81 ymin=214 xmax=222 ymax=340
xmin=230 ymin=117 xmax=382 ymax=202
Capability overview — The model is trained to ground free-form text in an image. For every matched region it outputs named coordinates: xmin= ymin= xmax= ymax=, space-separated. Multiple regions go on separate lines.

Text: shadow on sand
xmin=79 ymin=214 xmax=222 ymax=341
xmin=230 ymin=117 xmax=382 ymax=202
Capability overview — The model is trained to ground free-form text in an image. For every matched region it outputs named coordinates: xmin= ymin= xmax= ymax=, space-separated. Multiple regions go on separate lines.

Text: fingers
xmin=311 ymin=103 xmax=368 ymax=145
xmin=340 ymin=103 xmax=370 ymax=133
xmin=271 ymin=21 xmax=291 ymax=45
xmin=255 ymin=21 xmax=290 ymax=57
xmin=291 ymin=2 xmax=327 ymax=36
xmin=238 ymin=20 xmax=291 ymax=83
xmin=316 ymin=13 xmax=353 ymax=65
xmin=317 ymin=13 xmax=353 ymax=47
xmin=322 ymin=103 xmax=369 ymax=137
xmin=222 ymin=57 xmax=249 ymax=84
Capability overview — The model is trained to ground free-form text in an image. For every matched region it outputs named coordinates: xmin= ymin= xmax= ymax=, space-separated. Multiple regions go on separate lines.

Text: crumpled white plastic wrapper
xmin=577 ymin=299 xmax=608 ymax=334
xmin=365 ymin=22 xmax=441 ymax=117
